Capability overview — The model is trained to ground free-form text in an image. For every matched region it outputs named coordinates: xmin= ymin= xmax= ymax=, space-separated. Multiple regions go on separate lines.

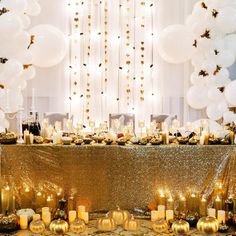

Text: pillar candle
xmin=162 ymin=132 xmax=167 ymax=145
xmin=33 ymin=214 xmax=41 ymax=221
xmin=200 ymin=135 xmax=205 ymax=145
xmin=20 ymin=215 xmax=28 ymax=230
xmin=35 ymin=192 xmax=46 ymax=210
xmin=204 ymin=133 xmax=209 ymax=145
xmin=29 ymin=133 xmax=34 ymax=144
xmin=166 ymin=210 xmax=174 ymax=222
xmin=208 ymin=208 xmax=216 ymax=218
xmin=1 ymin=186 xmax=10 ymax=214
xmin=42 ymin=211 xmax=51 ymax=227
xmin=214 ymin=196 xmax=222 ymax=211
xmin=69 ymin=210 xmax=77 ymax=224
xmin=157 ymin=205 xmax=165 ymax=219
xmin=46 ymin=195 xmax=56 ymax=210
xmin=21 ymin=187 xmax=33 ymax=208
xmin=199 ymin=197 xmax=207 ymax=216
xmin=179 ymin=196 xmax=187 ymax=213
xmin=158 ymin=192 xmax=166 ymax=206
xmin=151 ymin=210 xmax=159 ymax=221
xmin=167 ymin=196 xmax=174 ymax=210
xmin=78 ymin=211 xmax=89 ymax=224
xmin=217 ymin=210 xmax=225 ymax=224
xmin=230 ymin=131 xmax=235 ymax=145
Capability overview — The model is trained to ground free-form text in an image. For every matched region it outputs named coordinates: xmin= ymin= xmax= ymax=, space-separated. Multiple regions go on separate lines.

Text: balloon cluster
xmin=157 ymin=0 xmax=236 ymax=123
xmin=0 ymin=0 xmax=67 ymax=131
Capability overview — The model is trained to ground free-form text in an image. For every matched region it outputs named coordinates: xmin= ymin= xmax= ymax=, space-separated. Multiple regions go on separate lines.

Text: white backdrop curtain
xmin=24 ymin=0 xmax=207 ymax=125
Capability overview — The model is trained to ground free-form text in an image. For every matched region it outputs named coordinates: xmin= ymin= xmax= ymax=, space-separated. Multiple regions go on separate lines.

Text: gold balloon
xmin=123 ymin=215 xmax=140 ymax=231
xmin=172 ymin=220 xmax=190 ymax=235
xmin=29 ymin=220 xmax=45 ymax=234
xmin=197 ymin=216 xmax=219 ymax=235
xmin=97 ymin=215 xmax=116 ymax=231
xmin=70 ymin=219 xmax=86 ymax=234
xmin=152 ymin=219 xmax=169 ymax=233
xmin=49 ymin=219 xmax=69 ymax=235
xmin=108 ymin=207 xmax=130 ymax=225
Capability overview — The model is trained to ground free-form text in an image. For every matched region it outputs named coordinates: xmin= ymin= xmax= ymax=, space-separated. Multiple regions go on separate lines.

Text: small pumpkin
xmin=50 ymin=219 xmax=69 ymax=235
xmin=123 ymin=215 xmax=140 ymax=231
xmin=97 ymin=215 xmax=116 ymax=231
xmin=172 ymin=220 xmax=190 ymax=235
xmin=152 ymin=219 xmax=169 ymax=233
xmin=108 ymin=207 xmax=130 ymax=225
xmin=197 ymin=216 xmax=218 ymax=235
xmin=70 ymin=219 xmax=86 ymax=234
xmin=29 ymin=220 xmax=45 ymax=234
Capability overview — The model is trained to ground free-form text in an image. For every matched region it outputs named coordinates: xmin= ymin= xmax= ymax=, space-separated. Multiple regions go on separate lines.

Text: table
xmin=1 ymin=220 xmax=232 ymax=236
xmin=0 ymin=144 xmax=235 ymax=210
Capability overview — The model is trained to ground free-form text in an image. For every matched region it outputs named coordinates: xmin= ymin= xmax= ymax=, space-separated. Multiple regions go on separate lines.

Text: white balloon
xmin=0 ymin=13 xmax=23 ymax=39
xmin=225 ymin=80 xmax=236 ymax=105
xmin=157 ymin=24 xmax=195 ymax=64
xmin=218 ymin=99 xmax=229 ymax=113
xmin=187 ymin=85 xmax=209 ymax=109
xmin=29 ymin=24 xmax=68 ymax=68
xmin=25 ymin=0 xmax=41 ymax=16
xmin=206 ymin=103 xmax=223 ymax=120
xmin=224 ymin=34 xmax=236 ymax=57
xmin=216 ymin=7 xmax=236 ymax=34
xmin=0 ymin=0 xmax=28 ymax=14
xmin=15 ymin=50 xmax=33 ymax=64
xmin=223 ymin=111 xmax=235 ymax=123
xmin=208 ymin=86 xmax=223 ymax=101
xmin=216 ymin=50 xmax=235 ymax=67
xmin=3 ymin=59 xmax=23 ymax=79
xmin=20 ymin=14 xmax=31 ymax=29
xmin=24 ymin=66 xmax=36 ymax=80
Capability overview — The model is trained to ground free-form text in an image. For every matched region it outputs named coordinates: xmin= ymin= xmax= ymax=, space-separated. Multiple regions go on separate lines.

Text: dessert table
xmin=0 ymin=144 xmax=235 ymax=210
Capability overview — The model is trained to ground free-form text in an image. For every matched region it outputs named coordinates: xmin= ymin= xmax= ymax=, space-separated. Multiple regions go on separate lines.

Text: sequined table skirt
xmin=0 ymin=145 xmax=235 ymax=210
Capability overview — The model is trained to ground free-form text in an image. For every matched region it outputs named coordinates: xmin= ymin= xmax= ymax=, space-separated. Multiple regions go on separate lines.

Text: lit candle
xmin=78 ymin=211 xmax=89 ymax=224
xmin=21 ymin=187 xmax=33 ymax=208
xmin=42 ymin=211 xmax=51 ymax=227
xmin=20 ymin=215 xmax=28 ymax=230
xmin=78 ymin=205 xmax=86 ymax=213
xmin=179 ymin=196 xmax=186 ymax=213
xmin=1 ymin=185 xmax=10 ymax=214
xmin=162 ymin=132 xmax=167 ymax=145
xmin=167 ymin=195 xmax=174 ymax=210
xmin=157 ymin=205 xmax=165 ymax=219
xmin=199 ymin=197 xmax=207 ymax=216
xmin=151 ymin=210 xmax=159 ymax=221
xmin=33 ymin=214 xmax=41 ymax=221
xmin=35 ymin=192 xmax=46 ymax=210
xmin=204 ymin=133 xmax=209 ymax=145
xmin=200 ymin=135 xmax=205 ymax=145
xmin=230 ymin=131 xmax=235 ymax=145
xmin=69 ymin=210 xmax=77 ymax=224
xmin=166 ymin=210 xmax=174 ymax=222
xmin=214 ymin=196 xmax=222 ymax=211
xmin=188 ymin=193 xmax=198 ymax=212
xmin=217 ymin=210 xmax=225 ymax=224
xmin=208 ymin=208 xmax=216 ymax=218
xmin=158 ymin=191 xmax=166 ymax=206
xmin=46 ymin=195 xmax=56 ymax=210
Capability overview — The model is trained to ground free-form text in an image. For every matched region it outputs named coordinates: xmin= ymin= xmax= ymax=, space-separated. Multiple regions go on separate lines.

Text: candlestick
xmin=166 ymin=210 xmax=174 ymax=222
xmin=69 ymin=210 xmax=77 ymax=224
xmin=217 ymin=210 xmax=225 ymax=224
xmin=157 ymin=205 xmax=165 ymax=219
xmin=42 ymin=211 xmax=51 ymax=227
xmin=199 ymin=197 xmax=207 ymax=216
xmin=20 ymin=215 xmax=28 ymax=230
xmin=208 ymin=208 xmax=216 ymax=218
xmin=151 ymin=210 xmax=159 ymax=221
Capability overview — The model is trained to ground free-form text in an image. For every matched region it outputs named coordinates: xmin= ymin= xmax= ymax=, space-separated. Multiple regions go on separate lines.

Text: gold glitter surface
xmin=0 ymin=145 xmax=235 ymax=210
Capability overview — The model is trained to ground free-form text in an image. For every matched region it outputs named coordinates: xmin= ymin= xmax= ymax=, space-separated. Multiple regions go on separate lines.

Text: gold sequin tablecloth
xmin=0 ymin=145 xmax=235 ymax=210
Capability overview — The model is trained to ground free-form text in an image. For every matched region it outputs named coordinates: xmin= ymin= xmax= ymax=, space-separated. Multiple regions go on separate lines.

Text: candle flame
xmin=5 ymin=186 xmax=10 ymax=191
xmin=216 ymin=196 xmax=221 ymax=201
xmin=25 ymin=187 xmax=30 ymax=192
xmin=37 ymin=192 xmax=42 ymax=196
xmin=191 ymin=193 xmax=196 ymax=197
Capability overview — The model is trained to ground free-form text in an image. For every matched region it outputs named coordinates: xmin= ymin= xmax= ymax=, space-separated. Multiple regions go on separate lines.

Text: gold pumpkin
xmin=70 ymin=219 xmax=86 ymax=234
xmin=49 ymin=219 xmax=69 ymax=235
xmin=108 ymin=207 xmax=130 ymax=225
xmin=197 ymin=216 xmax=219 ymax=235
xmin=97 ymin=215 xmax=116 ymax=231
xmin=152 ymin=219 xmax=169 ymax=233
xmin=123 ymin=215 xmax=140 ymax=231
xmin=172 ymin=220 xmax=190 ymax=235
xmin=29 ymin=220 xmax=45 ymax=234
